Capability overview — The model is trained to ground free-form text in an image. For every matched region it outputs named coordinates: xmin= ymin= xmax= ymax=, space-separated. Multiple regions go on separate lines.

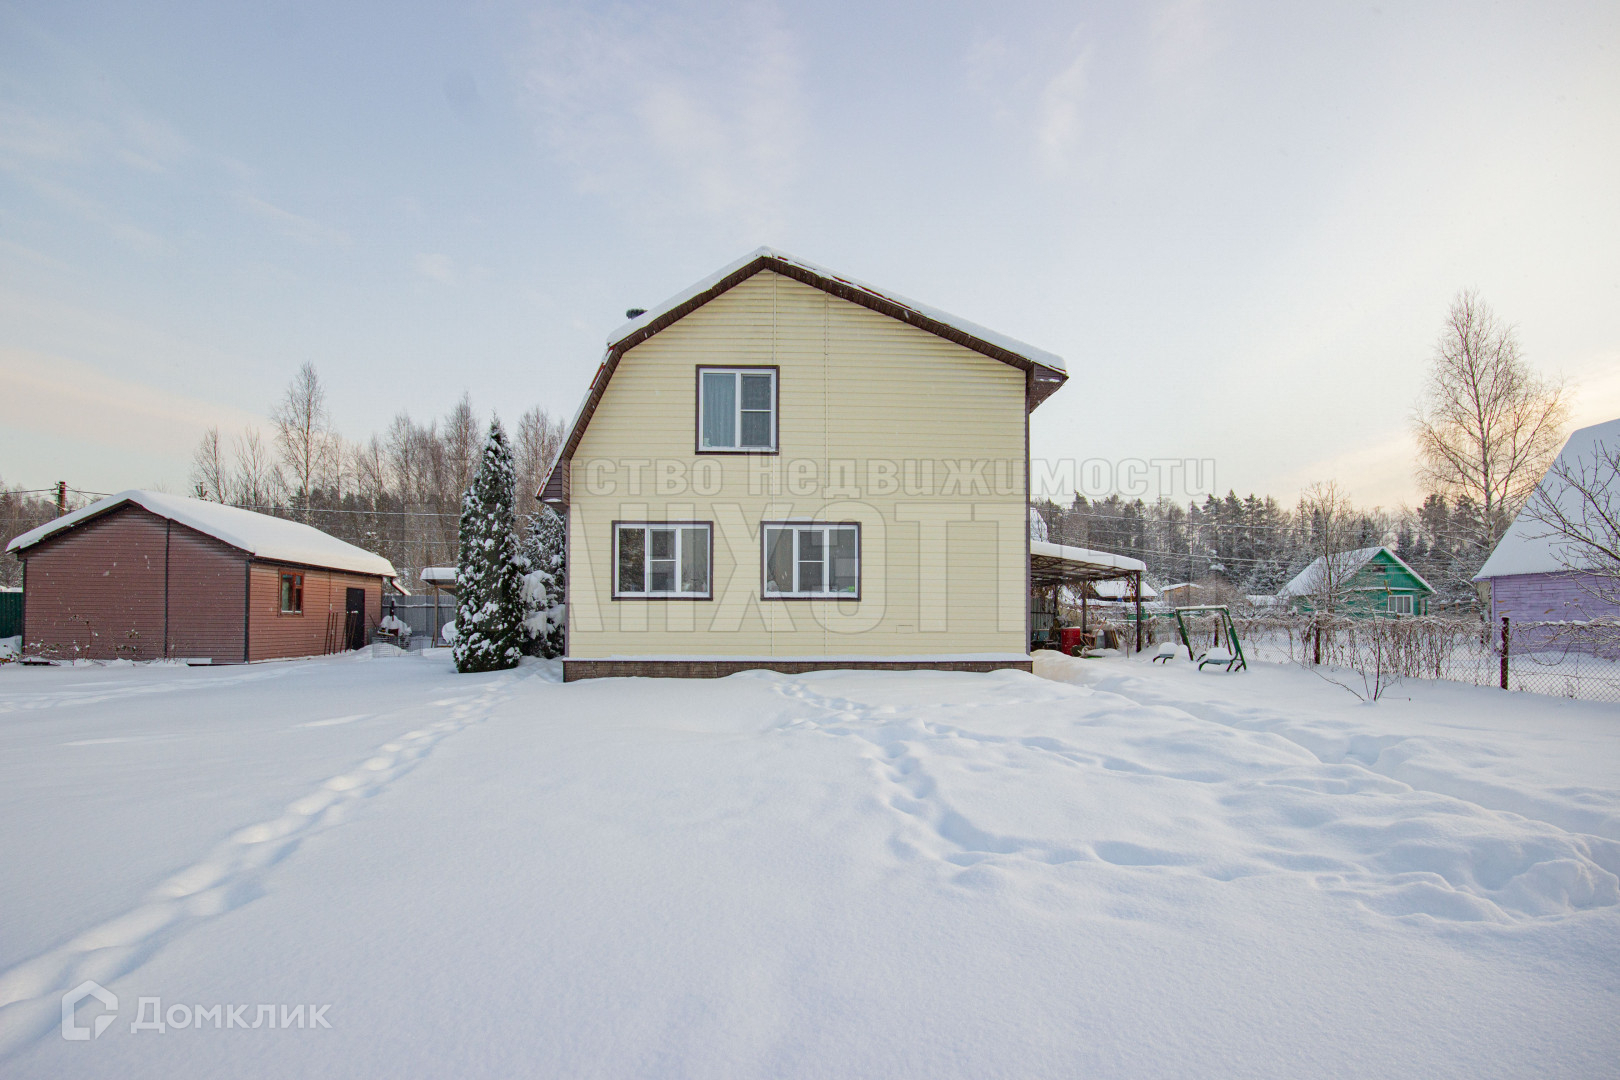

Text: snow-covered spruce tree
xmin=519 ymin=505 xmax=567 ymax=658
xmin=453 ymin=420 xmax=525 ymax=673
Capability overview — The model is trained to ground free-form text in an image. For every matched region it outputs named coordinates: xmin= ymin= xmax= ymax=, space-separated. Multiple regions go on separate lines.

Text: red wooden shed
xmin=6 ymin=491 xmax=398 ymax=663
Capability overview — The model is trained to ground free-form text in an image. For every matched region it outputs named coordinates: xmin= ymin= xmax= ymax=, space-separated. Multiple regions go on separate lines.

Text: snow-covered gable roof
xmin=1475 ymin=417 xmax=1620 ymax=580
xmin=7 ymin=491 xmax=397 ymax=578
xmin=608 ymin=247 xmax=1067 ymax=376
xmin=540 ymin=248 xmax=1068 ymax=505
xmin=1278 ymin=546 xmax=1434 ymax=598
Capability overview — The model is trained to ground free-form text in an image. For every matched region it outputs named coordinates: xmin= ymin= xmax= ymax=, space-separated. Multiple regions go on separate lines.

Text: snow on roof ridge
xmin=7 ymin=490 xmax=397 ymax=578
xmin=606 ymin=246 xmax=1067 ymax=375
xmin=1278 ymin=545 xmax=1434 ymax=597
xmin=1475 ymin=416 xmax=1620 ymax=581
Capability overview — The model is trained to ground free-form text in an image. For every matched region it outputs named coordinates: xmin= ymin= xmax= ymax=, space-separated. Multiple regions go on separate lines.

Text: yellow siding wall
xmin=569 ymin=270 xmax=1028 ymax=658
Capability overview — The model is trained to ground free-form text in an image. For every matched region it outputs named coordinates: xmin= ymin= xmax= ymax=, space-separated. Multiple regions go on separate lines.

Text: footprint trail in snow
xmin=0 ymin=668 xmax=527 ymax=1058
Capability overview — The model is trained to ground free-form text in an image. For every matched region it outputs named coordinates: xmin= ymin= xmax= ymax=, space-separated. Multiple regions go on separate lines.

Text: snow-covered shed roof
xmin=1091 ymin=578 xmax=1159 ymax=600
xmin=1278 ymin=546 xmax=1434 ymax=598
xmin=540 ymin=248 xmax=1069 ymax=506
xmin=7 ymin=491 xmax=397 ymax=578
xmin=1475 ymin=417 xmax=1620 ymax=580
xmin=420 ymin=567 xmax=458 ymax=585
xmin=1030 ymin=541 xmax=1147 ymax=589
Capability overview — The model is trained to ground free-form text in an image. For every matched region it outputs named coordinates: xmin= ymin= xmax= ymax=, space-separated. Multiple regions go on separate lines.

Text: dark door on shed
xmin=345 ymin=588 xmax=366 ymax=650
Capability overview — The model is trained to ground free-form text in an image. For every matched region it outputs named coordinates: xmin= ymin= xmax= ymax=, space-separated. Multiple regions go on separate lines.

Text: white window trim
xmin=697 ymin=367 xmax=778 ymax=453
xmin=761 ymin=522 xmax=861 ymax=600
xmin=1387 ymin=593 xmax=1413 ymax=616
xmin=613 ymin=522 xmax=713 ymax=600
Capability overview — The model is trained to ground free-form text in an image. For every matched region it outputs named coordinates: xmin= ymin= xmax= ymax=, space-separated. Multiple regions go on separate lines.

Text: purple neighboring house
xmin=1474 ymin=417 xmax=1620 ymax=657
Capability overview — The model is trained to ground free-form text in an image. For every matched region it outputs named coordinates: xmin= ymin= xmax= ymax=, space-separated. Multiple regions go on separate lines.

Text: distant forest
xmin=3 ymin=290 xmax=1564 ymax=613
xmin=5 ymin=470 xmax=1494 ymax=610
xmin=1 ymin=364 xmax=564 ymax=590
xmin=1032 ymin=491 xmax=1494 ymax=609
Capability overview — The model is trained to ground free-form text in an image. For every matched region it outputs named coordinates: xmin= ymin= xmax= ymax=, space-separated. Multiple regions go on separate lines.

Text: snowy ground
xmin=1 ymin=649 xmax=1618 ymax=1078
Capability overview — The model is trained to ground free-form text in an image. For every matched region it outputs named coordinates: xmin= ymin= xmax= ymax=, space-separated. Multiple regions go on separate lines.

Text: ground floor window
xmin=280 ymin=572 xmax=304 ymax=613
xmin=762 ymin=523 xmax=860 ymax=598
xmin=1387 ymin=594 xmax=1413 ymax=616
xmin=614 ymin=523 xmax=712 ymax=599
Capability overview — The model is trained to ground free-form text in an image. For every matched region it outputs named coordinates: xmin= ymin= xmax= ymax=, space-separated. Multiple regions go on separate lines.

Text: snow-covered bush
xmin=452 ymin=421 xmax=525 ymax=673
xmin=519 ymin=506 xmax=566 ymax=658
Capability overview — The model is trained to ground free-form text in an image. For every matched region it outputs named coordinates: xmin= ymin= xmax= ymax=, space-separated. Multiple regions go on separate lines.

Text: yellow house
xmin=539 ymin=248 xmax=1068 ymax=681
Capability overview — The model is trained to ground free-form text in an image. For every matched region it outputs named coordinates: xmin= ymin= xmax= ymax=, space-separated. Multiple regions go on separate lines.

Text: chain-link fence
xmin=1058 ymin=610 xmax=1620 ymax=704
xmin=1219 ymin=614 xmax=1620 ymax=704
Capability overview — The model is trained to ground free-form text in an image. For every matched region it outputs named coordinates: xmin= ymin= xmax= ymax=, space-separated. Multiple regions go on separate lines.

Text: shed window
xmin=762 ymin=524 xmax=859 ymax=598
xmin=698 ymin=368 xmax=776 ymax=451
xmin=280 ymin=572 xmax=304 ymax=614
xmin=615 ymin=524 xmax=712 ymax=598
xmin=1387 ymin=594 xmax=1413 ymax=616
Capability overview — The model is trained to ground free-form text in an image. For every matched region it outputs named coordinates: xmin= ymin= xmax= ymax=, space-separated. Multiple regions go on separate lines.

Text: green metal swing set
xmin=1152 ymin=605 xmax=1248 ymax=672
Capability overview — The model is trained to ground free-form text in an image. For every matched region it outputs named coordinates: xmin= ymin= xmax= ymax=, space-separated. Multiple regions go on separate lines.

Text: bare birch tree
xmin=1412 ymin=290 xmax=1569 ymax=547
xmin=353 ymin=435 xmax=389 ymax=506
xmin=1297 ymin=481 xmax=1366 ymax=616
xmin=443 ymin=393 xmax=480 ymax=505
xmin=189 ymin=426 xmax=231 ymax=503
xmin=1 ymin=482 xmax=56 ymax=587
xmin=273 ymin=362 xmax=335 ymax=516
xmin=515 ymin=406 xmax=566 ymax=522
xmin=1526 ymin=436 xmax=1620 ymax=611
xmin=233 ymin=429 xmax=283 ymax=508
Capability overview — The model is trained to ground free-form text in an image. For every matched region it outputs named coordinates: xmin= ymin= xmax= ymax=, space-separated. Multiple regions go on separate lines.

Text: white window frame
xmin=761 ymin=522 xmax=861 ymax=599
xmin=1387 ymin=593 xmax=1413 ymax=616
xmin=697 ymin=367 xmax=778 ymax=453
xmin=613 ymin=522 xmax=713 ymax=600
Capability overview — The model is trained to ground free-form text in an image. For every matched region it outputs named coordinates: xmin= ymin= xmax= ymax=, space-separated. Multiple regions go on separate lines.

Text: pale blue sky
xmin=3 ymin=0 xmax=1616 ymax=506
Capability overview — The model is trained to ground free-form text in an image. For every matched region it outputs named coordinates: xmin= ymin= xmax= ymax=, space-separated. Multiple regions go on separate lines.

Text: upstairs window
xmin=762 ymin=523 xmax=860 ymax=599
xmin=698 ymin=367 xmax=777 ymax=452
xmin=280 ymin=572 xmax=304 ymax=614
xmin=615 ymin=523 xmax=712 ymax=599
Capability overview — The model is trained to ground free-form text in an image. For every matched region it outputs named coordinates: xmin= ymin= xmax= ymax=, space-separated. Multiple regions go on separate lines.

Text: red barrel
xmin=1058 ymin=627 xmax=1088 ymax=655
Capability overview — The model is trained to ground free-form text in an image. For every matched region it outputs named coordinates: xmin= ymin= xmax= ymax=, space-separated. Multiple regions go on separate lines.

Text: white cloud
xmin=412 ymin=252 xmax=455 ymax=284
xmin=514 ymin=0 xmax=804 ymax=238
xmin=235 ymin=192 xmax=350 ymax=247
xmin=0 ymin=103 xmax=91 ymax=164
xmin=1147 ymin=0 xmax=1218 ymax=83
xmin=1037 ymin=48 xmax=1090 ymax=171
xmin=0 ymin=93 xmax=191 ymax=175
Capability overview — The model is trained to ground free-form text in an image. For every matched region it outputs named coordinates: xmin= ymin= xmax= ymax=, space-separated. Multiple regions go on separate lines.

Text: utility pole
xmin=56 ymin=482 xmax=67 ymax=517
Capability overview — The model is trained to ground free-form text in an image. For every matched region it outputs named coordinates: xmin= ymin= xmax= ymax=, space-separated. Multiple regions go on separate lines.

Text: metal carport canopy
xmin=1029 ymin=541 xmax=1147 ymax=588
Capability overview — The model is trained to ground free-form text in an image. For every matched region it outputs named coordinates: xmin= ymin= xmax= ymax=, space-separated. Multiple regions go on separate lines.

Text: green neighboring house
xmin=1278 ymin=546 xmax=1435 ymax=616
